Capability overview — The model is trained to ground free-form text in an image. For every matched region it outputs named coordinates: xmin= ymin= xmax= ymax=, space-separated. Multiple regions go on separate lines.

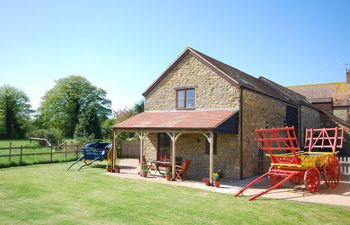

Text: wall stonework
xmin=300 ymin=105 xmax=322 ymax=145
xmin=143 ymin=133 xmax=157 ymax=162
xmin=241 ymin=90 xmax=290 ymax=178
xmin=144 ymin=54 xmax=240 ymax=111
xmin=333 ymin=108 xmax=350 ymax=123
xmin=142 ymin=133 xmax=240 ymax=180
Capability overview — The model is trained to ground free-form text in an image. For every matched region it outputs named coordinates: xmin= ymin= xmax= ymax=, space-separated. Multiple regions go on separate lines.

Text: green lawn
xmin=0 ymin=163 xmax=349 ymax=225
xmin=0 ymin=139 xmax=79 ymax=167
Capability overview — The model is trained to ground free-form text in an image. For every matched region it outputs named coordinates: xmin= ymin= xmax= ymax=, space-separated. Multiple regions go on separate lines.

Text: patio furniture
xmin=175 ymin=160 xmax=191 ymax=181
xmin=150 ymin=160 xmax=172 ymax=175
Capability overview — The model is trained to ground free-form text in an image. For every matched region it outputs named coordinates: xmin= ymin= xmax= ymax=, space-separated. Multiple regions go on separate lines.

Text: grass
xmin=0 ymin=139 xmax=79 ymax=168
xmin=0 ymin=162 xmax=349 ymax=225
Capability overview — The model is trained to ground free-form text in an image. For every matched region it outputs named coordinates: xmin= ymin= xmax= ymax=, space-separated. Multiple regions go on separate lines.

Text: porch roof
xmin=112 ymin=110 xmax=239 ymax=132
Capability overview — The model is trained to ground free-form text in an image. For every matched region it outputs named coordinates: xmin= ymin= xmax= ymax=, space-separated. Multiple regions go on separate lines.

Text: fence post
xmin=20 ymin=145 xmax=23 ymax=165
xmin=65 ymin=145 xmax=67 ymax=159
xmin=76 ymin=145 xmax=79 ymax=159
xmin=50 ymin=146 xmax=53 ymax=162
xmin=9 ymin=142 xmax=12 ymax=163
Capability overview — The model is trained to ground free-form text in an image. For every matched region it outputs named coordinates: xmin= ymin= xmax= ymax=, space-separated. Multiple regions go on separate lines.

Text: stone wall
xmin=333 ymin=108 xmax=350 ymax=123
xmin=241 ymin=90 xmax=292 ymax=178
xmin=143 ymin=133 xmax=240 ymax=180
xmin=300 ymin=105 xmax=323 ymax=146
xmin=144 ymin=54 xmax=240 ymax=111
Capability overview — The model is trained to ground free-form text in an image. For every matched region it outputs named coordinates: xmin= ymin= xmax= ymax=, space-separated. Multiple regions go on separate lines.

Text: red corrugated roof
xmin=113 ymin=110 xmax=238 ymax=130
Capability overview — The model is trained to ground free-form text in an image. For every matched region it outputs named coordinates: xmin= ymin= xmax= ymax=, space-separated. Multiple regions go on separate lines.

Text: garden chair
xmin=175 ymin=160 xmax=190 ymax=181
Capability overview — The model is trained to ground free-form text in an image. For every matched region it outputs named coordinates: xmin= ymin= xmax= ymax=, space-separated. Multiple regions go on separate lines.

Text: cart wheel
xmin=268 ymin=166 xmax=283 ymax=186
xmin=304 ymin=167 xmax=320 ymax=193
xmin=324 ymin=156 xmax=341 ymax=188
xmin=290 ymin=174 xmax=303 ymax=185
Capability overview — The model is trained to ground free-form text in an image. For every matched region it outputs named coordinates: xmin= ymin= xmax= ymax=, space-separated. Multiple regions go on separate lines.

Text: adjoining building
xmin=288 ymin=69 xmax=350 ymax=123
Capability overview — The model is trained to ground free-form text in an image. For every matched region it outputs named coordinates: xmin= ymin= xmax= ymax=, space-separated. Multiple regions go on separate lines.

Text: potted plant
xmin=115 ymin=166 xmax=120 ymax=173
xmin=213 ymin=172 xmax=220 ymax=187
xmin=165 ymin=167 xmax=172 ymax=181
xmin=142 ymin=166 xmax=148 ymax=177
xmin=202 ymin=178 xmax=210 ymax=186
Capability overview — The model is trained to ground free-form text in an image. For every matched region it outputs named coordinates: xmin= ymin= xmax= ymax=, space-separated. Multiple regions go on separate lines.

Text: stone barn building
xmin=112 ymin=48 xmax=350 ymax=182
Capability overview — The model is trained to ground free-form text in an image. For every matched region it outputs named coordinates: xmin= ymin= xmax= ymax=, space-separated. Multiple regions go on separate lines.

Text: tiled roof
xmin=113 ymin=110 xmax=238 ymax=130
xmin=288 ymin=82 xmax=350 ymax=107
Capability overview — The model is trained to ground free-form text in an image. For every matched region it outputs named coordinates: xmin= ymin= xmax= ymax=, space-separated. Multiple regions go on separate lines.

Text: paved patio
xmin=107 ymin=159 xmax=350 ymax=207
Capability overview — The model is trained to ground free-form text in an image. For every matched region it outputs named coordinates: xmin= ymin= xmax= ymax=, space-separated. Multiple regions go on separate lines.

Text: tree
xmin=132 ymin=100 xmax=144 ymax=113
xmin=38 ymin=76 xmax=112 ymax=139
xmin=0 ymin=85 xmax=33 ymax=138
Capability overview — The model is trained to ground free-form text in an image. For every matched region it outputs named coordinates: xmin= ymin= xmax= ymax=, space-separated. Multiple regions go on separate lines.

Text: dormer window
xmin=176 ymin=88 xmax=195 ymax=109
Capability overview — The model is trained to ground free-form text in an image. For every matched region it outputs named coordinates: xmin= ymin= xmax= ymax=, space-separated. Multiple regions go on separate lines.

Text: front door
xmin=158 ymin=133 xmax=171 ymax=160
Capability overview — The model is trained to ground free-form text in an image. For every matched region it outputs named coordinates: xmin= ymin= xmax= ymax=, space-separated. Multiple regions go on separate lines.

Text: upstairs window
xmin=176 ymin=88 xmax=195 ymax=109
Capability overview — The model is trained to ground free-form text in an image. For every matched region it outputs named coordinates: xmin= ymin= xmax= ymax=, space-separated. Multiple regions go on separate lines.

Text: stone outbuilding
xmin=288 ymin=69 xmax=350 ymax=123
xmin=112 ymin=47 xmax=350 ymax=183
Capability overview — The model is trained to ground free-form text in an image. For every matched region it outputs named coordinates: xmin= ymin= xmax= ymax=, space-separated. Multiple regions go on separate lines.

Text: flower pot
xmin=202 ymin=178 xmax=210 ymax=186
xmin=165 ymin=174 xmax=172 ymax=181
xmin=107 ymin=167 xmax=112 ymax=172
xmin=143 ymin=172 xmax=148 ymax=177
xmin=115 ymin=167 xmax=120 ymax=173
xmin=214 ymin=181 xmax=221 ymax=188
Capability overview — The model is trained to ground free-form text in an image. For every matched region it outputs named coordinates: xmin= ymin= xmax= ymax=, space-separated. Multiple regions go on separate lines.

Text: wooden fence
xmin=339 ymin=156 xmax=350 ymax=176
xmin=0 ymin=143 xmax=81 ymax=166
xmin=121 ymin=141 xmax=140 ymax=158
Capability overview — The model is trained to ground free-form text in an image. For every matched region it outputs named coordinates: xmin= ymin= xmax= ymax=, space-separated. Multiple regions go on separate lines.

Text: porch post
xmin=112 ymin=129 xmax=116 ymax=170
xmin=138 ymin=132 xmax=144 ymax=174
xmin=209 ymin=132 xmax=214 ymax=185
xmin=167 ymin=132 xmax=183 ymax=180
xmin=203 ymin=132 xmax=214 ymax=185
xmin=172 ymin=133 xmax=176 ymax=180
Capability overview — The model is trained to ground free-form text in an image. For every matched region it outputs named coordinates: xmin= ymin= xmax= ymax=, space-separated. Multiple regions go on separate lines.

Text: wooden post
xmin=112 ymin=129 xmax=116 ymax=170
xmin=203 ymin=133 xmax=214 ymax=185
xmin=209 ymin=132 xmax=214 ymax=185
xmin=9 ymin=141 xmax=12 ymax=163
xmin=50 ymin=146 xmax=53 ymax=162
xmin=76 ymin=145 xmax=79 ymax=159
xmin=65 ymin=145 xmax=67 ymax=159
xmin=20 ymin=145 xmax=23 ymax=165
xmin=138 ymin=132 xmax=145 ymax=174
xmin=167 ymin=132 xmax=182 ymax=180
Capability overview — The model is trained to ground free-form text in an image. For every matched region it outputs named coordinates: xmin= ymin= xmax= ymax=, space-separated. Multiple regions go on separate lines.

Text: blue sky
xmin=0 ymin=0 xmax=349 ymax=110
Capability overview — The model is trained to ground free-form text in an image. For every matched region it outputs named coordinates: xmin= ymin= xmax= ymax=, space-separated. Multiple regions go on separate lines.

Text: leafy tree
xmin=38 ymin=76 xmax=111 ymax=139
xmin=132 ymin=100 xmax=144 ymax=113
xmin=0 ymin=85 xmax=33 ymax=138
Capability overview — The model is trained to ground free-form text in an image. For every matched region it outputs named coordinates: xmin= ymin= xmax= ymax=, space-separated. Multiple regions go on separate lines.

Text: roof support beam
xmin=136 ymin=132 xmax=148 ymax=175
xmin=112 ymin=130 xmax=120 ymax=171
xmin=203 ymin=132 xmax=214 ymax=185
xmin=167 ymin=132 xmax=183 ymax=180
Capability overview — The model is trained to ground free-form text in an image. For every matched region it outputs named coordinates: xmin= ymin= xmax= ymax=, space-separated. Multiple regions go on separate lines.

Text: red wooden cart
xmin=234 ymin=126 xmax=343 ymax=201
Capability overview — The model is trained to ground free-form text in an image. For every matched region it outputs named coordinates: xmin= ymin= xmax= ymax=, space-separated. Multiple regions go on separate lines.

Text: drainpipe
xmin=239 ymin=87 xmax=244 ymax=180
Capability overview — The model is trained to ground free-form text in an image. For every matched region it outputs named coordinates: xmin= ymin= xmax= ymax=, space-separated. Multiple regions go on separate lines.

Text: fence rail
xmin=338 ymin=156 xmax=350 ymax=175
xmin=0 ymin=142 xmax=81 ymax=166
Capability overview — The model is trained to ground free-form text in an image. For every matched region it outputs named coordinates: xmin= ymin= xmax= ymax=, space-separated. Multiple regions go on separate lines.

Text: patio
xmin=109 ymin=158 xmax=350 ymax=207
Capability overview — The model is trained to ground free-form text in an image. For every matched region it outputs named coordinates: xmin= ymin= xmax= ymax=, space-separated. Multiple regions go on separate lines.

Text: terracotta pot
xmin=107 ymin=167 xmax=112 ymax=172
xmin=214 ymin=181 xmax=221 ymax=188
xmin=143 ymin=172 xmax=148 ymax=177
xmin=115 ymin=167 xmax=120 ymax=173
xmin=202 ymin=178 xmax=210 ymax=186
xmin=166 ymin=174 xmax=172 ymax=181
